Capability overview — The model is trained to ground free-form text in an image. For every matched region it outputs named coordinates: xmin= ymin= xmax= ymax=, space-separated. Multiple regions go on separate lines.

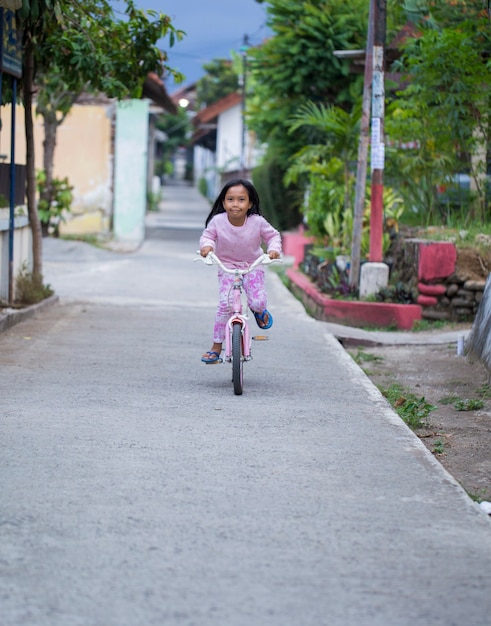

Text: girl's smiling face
xmin=222 ymin=184 xmax=252 ymax=226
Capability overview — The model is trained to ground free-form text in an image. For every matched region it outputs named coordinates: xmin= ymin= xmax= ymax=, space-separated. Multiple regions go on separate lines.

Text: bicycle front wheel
xmin=232 ymin=321 xmax=244 ymax=395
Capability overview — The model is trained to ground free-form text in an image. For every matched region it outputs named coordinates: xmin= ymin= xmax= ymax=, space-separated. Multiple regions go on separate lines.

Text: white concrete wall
xmin=193 ymin=145 xmax=217 ymax=200
xmin=0 ymin=214 xmax=32 ymax=301
xmin=113 ymin=100 xmax=149 ymax=246
xmin=216 ymin=105 xmax=242 ymax=173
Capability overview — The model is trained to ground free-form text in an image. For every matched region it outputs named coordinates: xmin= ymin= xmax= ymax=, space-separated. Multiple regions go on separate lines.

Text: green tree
xmin=17 ymin=0 xmax=183 ymax=280
xmin=284 ymin=101 xmax=361 ymax=245
xmin=195 ymin=58 xmax=239 ymax=109
xmin=286 ymin=101 xmax=361 ymax=211
xmin=246 ymin=0 xmax=367 ymax=228
xmin=248 ymin=0 xmax=367 ymax=160
xmin=155 ymin=107 xmax=192 ymax=180
xmin=387 ymin=1 xmax=491 ymax=223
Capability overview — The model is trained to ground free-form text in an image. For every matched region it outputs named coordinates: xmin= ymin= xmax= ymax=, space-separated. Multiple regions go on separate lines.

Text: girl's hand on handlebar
xmin=268 ymin=250 xmax=281 ymax=260
xmin=200 ymin=246 xmax=214 ymax=257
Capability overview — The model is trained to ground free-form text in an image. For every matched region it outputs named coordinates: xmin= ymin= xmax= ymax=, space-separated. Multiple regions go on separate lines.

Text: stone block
xmin=464 ymin=280 xmax=486 ymax=291
xmin=359 ymin=262 xmax=389 ymax=298
xmin=456 ymin=289 xmax=474 ymax=300
xmin=451 ymin=298 xmax=474 ymax=308
xmin=422 ymin=309 xmax=451 ymax=321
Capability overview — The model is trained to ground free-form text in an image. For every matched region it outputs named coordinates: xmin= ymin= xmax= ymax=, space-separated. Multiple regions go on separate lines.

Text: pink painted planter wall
xmin=287 ymin=268 xmax=422 ymax=330
xmin=281 ymin=227 xmax=314 ymax=268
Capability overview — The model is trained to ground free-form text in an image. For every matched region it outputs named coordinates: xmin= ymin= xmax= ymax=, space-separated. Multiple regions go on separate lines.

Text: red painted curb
xmin=286 ymin=268 xmax=422 ymax=330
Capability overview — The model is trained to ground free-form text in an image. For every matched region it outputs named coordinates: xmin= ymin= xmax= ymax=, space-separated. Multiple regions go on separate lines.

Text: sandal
xmin=201 ymin=351 xmax=223 ymax=364
xmin=254 ymin=309 xmax=273 ymax=330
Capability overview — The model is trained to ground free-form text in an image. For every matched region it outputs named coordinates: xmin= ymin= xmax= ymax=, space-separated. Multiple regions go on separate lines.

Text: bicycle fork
xmin=224 ymin=315 xmax=252 ymax=362
xmin=224 ymin=281 xmax=252 ymax=362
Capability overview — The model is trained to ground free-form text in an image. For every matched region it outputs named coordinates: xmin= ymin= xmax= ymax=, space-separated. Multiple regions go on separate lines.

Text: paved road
xmin=1 ymin=183 xmax=491 ymax=626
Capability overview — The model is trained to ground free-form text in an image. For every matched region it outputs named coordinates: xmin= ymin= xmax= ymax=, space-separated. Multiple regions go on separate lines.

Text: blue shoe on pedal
xmin=254 ymin=309 xmax=273 ymax=330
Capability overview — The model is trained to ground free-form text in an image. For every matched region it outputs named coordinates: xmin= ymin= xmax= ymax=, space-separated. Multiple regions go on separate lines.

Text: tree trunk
xmin=40 ymin=108 xmax=58 ymax=235
xmin=350 ymin=0 xmax=374 ymax=288
xmin=23 ymin=39 xmax=43 ymax=282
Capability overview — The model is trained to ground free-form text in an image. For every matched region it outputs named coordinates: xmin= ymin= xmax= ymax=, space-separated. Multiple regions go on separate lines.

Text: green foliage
xmin=14 ymin=262 xmax=53 ymax=305
xmin=476 ymin=383 xmax=491 ymax=399
xmin=40 ymin=1 xmax=183 ymax=100
xmin=374 ymin=282 xmax=417 ymax=305
xmin=36 ymin=170 xmax=73 ymax=236
xmin=286 ymin=100 xmax=361 ymax=210
xmin=412 ymin=319 xmax=448 ymax=332
xmin=146 ymin=190 xmax=161 ymax=212
xmin=381 ymin=382 xmax=436 ymax=429
xmin=454 ymin=398 xmax=485 ymax=412
xmin=432 ymin=438 xmax=445 ymax=455
xmin=387 ymin=3 xmax=491 ymax=223
xmin=156 ymin=108 xmax=191 ymax=179
xmin=284 ymin=100 xmax=361 ymax=253
xmin=439 ymin=394 xmax=485 ymax=411
xmin=198 ymin=177 xmax=208 ymax=199
xmin=252 ymin=150 xmax=302 ymax=231
xmin=351 ymin=349 xmax=383 ymax=365
xmin=247 ymin=0 xmax=367 ymax=173
xmin=196 ymin=58 xmax=239 ymax=108
xmin=17 ymin=1 xmax=184 ymax=108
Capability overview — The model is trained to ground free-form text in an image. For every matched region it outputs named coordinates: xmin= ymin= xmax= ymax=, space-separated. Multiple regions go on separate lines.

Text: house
xmin=190 ymin=91 xmax=265 ymax=200
xmin=1 ymin=73 xmax=176 ymax=248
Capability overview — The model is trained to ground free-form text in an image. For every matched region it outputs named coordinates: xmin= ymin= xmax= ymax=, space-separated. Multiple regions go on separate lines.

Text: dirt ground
xmin=351 ymin=336 xmax=491 ymax=502
xmin=348 ymin=243 xmax=491 ymax=504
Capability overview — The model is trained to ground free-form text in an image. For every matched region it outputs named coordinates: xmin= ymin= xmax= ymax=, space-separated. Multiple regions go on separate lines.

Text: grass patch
xmin=439 ymin=394 xmax=485 ymax=411
xmin=439 ymin=395 xmax=460 ymax=405
xmin=350 ymin=349 xmax=383 ymax=365
xmin=476 ymin=384 xmax=491 ymax=399
xmin=467 ymin=488 xmax=490 ymax=503
xmin=60 ymin=233 xmax=109 ymax=249
xmin=380 ymin=382 xmax=436 ymax=429
xmin=14 ymin=263 xmax=53 ymax=305
xmin=432 ymin=438 xmax=445 ymax=455
xmin=412 ymin=319 xmax=448 ymax=332
xmin=454 ymin=398 xmax=485 ymax=411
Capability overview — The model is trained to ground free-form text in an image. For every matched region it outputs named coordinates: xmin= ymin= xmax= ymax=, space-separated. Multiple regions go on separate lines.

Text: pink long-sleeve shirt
xmin=200 ymin=213 xmax=282 ymax=269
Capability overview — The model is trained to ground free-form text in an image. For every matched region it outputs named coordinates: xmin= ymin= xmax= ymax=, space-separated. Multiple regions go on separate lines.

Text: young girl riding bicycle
xmin=199 ymin=179 xmax=282 ymax=363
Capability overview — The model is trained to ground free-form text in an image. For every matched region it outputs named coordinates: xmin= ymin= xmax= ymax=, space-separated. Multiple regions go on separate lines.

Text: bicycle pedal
xmin=252 ymin=335 xmax=269 ymax=341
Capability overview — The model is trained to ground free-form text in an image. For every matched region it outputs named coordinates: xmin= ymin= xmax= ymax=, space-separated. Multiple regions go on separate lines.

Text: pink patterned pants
xmin=212 ymin=268 xmax=268 ymax=343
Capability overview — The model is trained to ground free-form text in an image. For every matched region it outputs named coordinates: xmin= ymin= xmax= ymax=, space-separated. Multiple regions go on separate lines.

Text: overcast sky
xmin=126 ymin=0 xmax=271 ymax=92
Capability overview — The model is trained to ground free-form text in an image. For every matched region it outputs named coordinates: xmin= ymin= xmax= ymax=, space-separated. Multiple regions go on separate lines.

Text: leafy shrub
xmin=375 ymin=282 xmax=417 ymax=304
xmin=37 ymin=171 xmax=73 ymax=237
xmin=15 ymin=263 xmax=53 ymax=305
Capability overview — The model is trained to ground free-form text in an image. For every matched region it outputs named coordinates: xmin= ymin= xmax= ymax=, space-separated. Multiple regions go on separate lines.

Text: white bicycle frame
xmin=196 ymin=251 xmax=278 ymax=361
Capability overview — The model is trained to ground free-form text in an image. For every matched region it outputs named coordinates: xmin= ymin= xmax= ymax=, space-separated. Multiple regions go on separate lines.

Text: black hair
xmin=204 ymin=178 xmax=262 ymax=227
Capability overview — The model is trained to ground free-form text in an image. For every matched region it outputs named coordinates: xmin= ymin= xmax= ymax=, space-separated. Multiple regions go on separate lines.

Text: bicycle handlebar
xmin=195 ymin=251 xmax=282 ymax=274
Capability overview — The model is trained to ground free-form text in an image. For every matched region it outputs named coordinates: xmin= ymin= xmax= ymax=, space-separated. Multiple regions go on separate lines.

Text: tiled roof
xmin=142 ymin=73 xmax=177 ymax=114
xmin=193 ymin=92 xmax=242 ymax=125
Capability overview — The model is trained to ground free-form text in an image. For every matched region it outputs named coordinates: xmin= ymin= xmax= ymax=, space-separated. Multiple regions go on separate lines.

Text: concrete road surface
xmin=1 ymin=182 xmax=491 ymax=626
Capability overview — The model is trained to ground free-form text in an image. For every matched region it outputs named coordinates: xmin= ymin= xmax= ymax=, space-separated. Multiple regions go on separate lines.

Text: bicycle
xmin=196 ymin=251 xmax=281 ymax=395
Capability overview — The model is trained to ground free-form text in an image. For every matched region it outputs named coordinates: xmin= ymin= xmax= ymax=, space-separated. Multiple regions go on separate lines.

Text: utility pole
xmin=349 ymin=0 xmax=374 ymax=289
xmin=369 ymin=0 xmax=386 ymax=263
xmin=239 ymin=34 xmax=249 ymax=178
xmin=359 ymin=0 xmax=388 ymax=298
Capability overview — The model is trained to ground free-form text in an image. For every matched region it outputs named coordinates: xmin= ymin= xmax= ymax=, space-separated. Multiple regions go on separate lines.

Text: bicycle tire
xmin=232 ymin=321 xmax=244 ymax=395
